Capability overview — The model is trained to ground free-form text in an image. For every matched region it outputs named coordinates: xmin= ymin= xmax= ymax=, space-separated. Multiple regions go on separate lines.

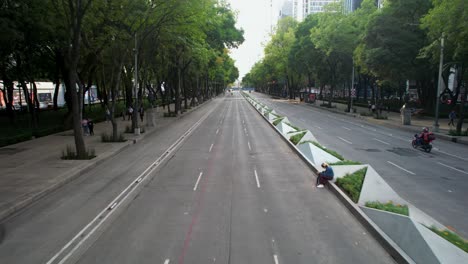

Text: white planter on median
xmin=276 ymin=122 xmax=297 ymax=135
xmin=297 ymin=142 xmax=341 ymax=167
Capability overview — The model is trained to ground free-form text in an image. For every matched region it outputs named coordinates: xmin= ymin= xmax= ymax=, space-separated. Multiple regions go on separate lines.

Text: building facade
xmin=280 ymin=0 xmax=293 ymax=18
xmin=291 ymin=0 xmax=340 ymax=21
xmin=344 ymin=0 xmax=363 ymax=13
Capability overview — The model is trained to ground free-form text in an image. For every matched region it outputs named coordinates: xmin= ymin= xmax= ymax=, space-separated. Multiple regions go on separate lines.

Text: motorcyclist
xmin=418 ymin=127 xmax=430 ymax=145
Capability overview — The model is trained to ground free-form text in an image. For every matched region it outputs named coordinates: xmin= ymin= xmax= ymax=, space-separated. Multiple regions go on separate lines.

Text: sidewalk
xmin=0 ymin=103 xmax=200 ymax=223
xmin=303 ymin=100 xmax=468 ymax=145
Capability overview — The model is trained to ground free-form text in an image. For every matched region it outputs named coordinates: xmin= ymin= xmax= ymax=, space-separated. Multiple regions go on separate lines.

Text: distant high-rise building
xmin=280 ymin=0 xmax=293 ymax=18
xmin=344 ymin=0 xmax=363 ymax=13
xmin=292 ymin=0 xmax=304 ymax=21
xmin=291 ymin=0 xmax=340 ymax=21
xmin=307 ymin=0 xmax=340 ymax=14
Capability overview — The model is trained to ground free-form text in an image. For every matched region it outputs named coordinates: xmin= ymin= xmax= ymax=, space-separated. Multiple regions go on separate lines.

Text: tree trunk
xmin=32 ymin=81 xmax=40 ymax=110
xmin=175 ymin=66 xmax=181 ymax=115
xmin=67 ymin=0 xmax=89 ymax=159
xmin=1 ymin=70 xmax=15 ymax=124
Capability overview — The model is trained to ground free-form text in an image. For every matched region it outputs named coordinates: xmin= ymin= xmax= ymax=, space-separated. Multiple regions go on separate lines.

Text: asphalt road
xmin=253 ymin=92 xmax=468 ymax=238
xmin=0 ymin=93 xmax=394 ymax=264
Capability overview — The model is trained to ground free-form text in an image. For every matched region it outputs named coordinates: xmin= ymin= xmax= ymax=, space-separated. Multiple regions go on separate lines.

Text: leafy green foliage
xmin=365 ymin=201 xmax=409 ymax=216
xmin=289 ymin=132 xmax=306 ymax=145
xmin=448 ymin=129 xmax=468 ymax=136
xmin=273 ymin=117 xmax=284 ymax=126
xmin=61 ymin=145 xmax=96 ymax=160
xmin=428 ymin=226 xmax=468 ymax=253
xmin=329 ymin=160 xmax=362 ymax=165
xmin=336 ymin=168 xmax=367 ymax=203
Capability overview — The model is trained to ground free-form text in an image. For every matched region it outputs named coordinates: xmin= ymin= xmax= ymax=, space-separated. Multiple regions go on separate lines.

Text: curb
xmin=0 ymin=100 xmax=210 ymax=224
xmin=244 ymin=95 xmax=414 ymax=264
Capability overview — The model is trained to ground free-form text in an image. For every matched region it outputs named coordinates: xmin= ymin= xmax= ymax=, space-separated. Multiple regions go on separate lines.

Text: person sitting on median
xmin=316 ymin=163 xmax=334 ymax=188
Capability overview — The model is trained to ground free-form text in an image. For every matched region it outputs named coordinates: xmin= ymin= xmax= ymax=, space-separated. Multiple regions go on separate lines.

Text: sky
xmin=227 ymin=0 xmax=281 ymax=82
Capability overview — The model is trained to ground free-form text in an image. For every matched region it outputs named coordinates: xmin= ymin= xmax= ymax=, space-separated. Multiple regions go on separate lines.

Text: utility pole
xmin=134 ymin=33 xmax=140 ymax=135
xmin=433 ymin=33 xmax=444 ymax=132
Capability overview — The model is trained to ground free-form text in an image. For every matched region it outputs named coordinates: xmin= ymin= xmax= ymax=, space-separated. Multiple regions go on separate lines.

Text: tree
xmin=357 ymin=0 xmax=432 ymax=111
xmin=263 ymin=17 xmax=297 ymax=98
xmin=421 ymin=0 xmax=468 ymax=134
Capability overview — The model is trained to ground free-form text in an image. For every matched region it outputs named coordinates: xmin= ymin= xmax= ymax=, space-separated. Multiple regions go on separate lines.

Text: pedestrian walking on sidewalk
xmin=81 ymin=118 xmax=89 ymax=136
xmin=316 ymin=163 xmax=334 ymax=188
xmin=87 ymin=118 xmax=94 ymax=135
xmin=105 ymin=107 xmax=111 ymax=122
xmin=448 ymin=110 xmax=456 ymax=126
xmin=139 ymin=106 xmax=144 ymax=122
xmin=127 ymin=106 xmax=133 ymax=121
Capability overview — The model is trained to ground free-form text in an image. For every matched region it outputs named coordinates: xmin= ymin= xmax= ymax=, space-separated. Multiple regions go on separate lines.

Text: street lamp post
xmin=433 ymin=33 xmax=445 ymax=132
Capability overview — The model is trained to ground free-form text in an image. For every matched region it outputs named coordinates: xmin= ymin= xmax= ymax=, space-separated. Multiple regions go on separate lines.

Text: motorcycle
xmin=412 ymin=133 xmax=435 ymax=153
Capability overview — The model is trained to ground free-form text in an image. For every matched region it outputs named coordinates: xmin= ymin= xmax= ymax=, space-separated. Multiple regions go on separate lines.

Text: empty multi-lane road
xmin=0 ymin=93 xmax=394 ymax=264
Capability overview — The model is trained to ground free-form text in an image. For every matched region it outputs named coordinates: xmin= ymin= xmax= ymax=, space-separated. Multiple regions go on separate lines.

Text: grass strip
xmin=329 ymin=160 xmax=362 ymax=165
xmin=335 ymin=167 xmax=367 ymax=203
xmin=365 ymin=201 xmax=409 ymax=216
xmin=290 ymin=132 xmax=306 ymax=145
xmin=428 ymin=227 xmax=468 ymax=253
xmin=273 ymin=117 xmax=284 ymax=126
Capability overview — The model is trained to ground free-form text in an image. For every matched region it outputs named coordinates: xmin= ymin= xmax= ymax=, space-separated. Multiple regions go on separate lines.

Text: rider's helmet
xmin=423 ymin=127 xmax=429 ymax=133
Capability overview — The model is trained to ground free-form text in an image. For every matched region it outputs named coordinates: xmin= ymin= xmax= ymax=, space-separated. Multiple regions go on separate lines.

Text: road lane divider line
xmin=314 ymin=125 xmax=322 ymax=130
xmin=373 ymin=138 xmax=390 ymax=145
xmin=209 ymin=144 xmax=214 ymax=153
xmin=273 ymin=254 xmax=279 ymax=264
xmin=248 ymin=142 xmax=252 ymax=151
xmin=387 ymin=161 xmax=416 ymax=175
xmin=193 ymin=172 xmax=204 ymax=191
xmin=342 ymin=126 xmax=351 ymax=131
xmin=437 ymin=162 xmax=468 ymax=175
xmin=434 ymin=149 xmax=468 ymax=161
xmin=254 ymin=170 xmax=261 ymax=188
xmin=164 ymin=259 xmax=170 ymax=264
xmin=338 ymin=137 xmax=353 ymax=144
xmin=46 ymin=104 xmax=216 ymax=264
xmin=216 ymin=128 xmax=219 ymax=135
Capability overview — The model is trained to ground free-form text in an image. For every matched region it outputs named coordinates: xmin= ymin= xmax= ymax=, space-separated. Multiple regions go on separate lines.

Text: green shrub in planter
xmin=101 ymin=133 xmax=126 ymax=142
xmin=365 ymin=201 xmax=409 ymax=216
xmin=290 ymin=132 xmax=306 ymax=145
xmin=448 ymin=129 xmax=468 ymax=136
xmin=336 ymin=167 xmax=367 ymax=203
xmin=329 ymin=160 xmax=362 ymax=165
xmin=61 ymin=145 xmax=96 ymax=160
xmin=273 ymin=117 xmax=284 ymax=126
xmin=428 ymin=226 xmax=468 ymax=253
